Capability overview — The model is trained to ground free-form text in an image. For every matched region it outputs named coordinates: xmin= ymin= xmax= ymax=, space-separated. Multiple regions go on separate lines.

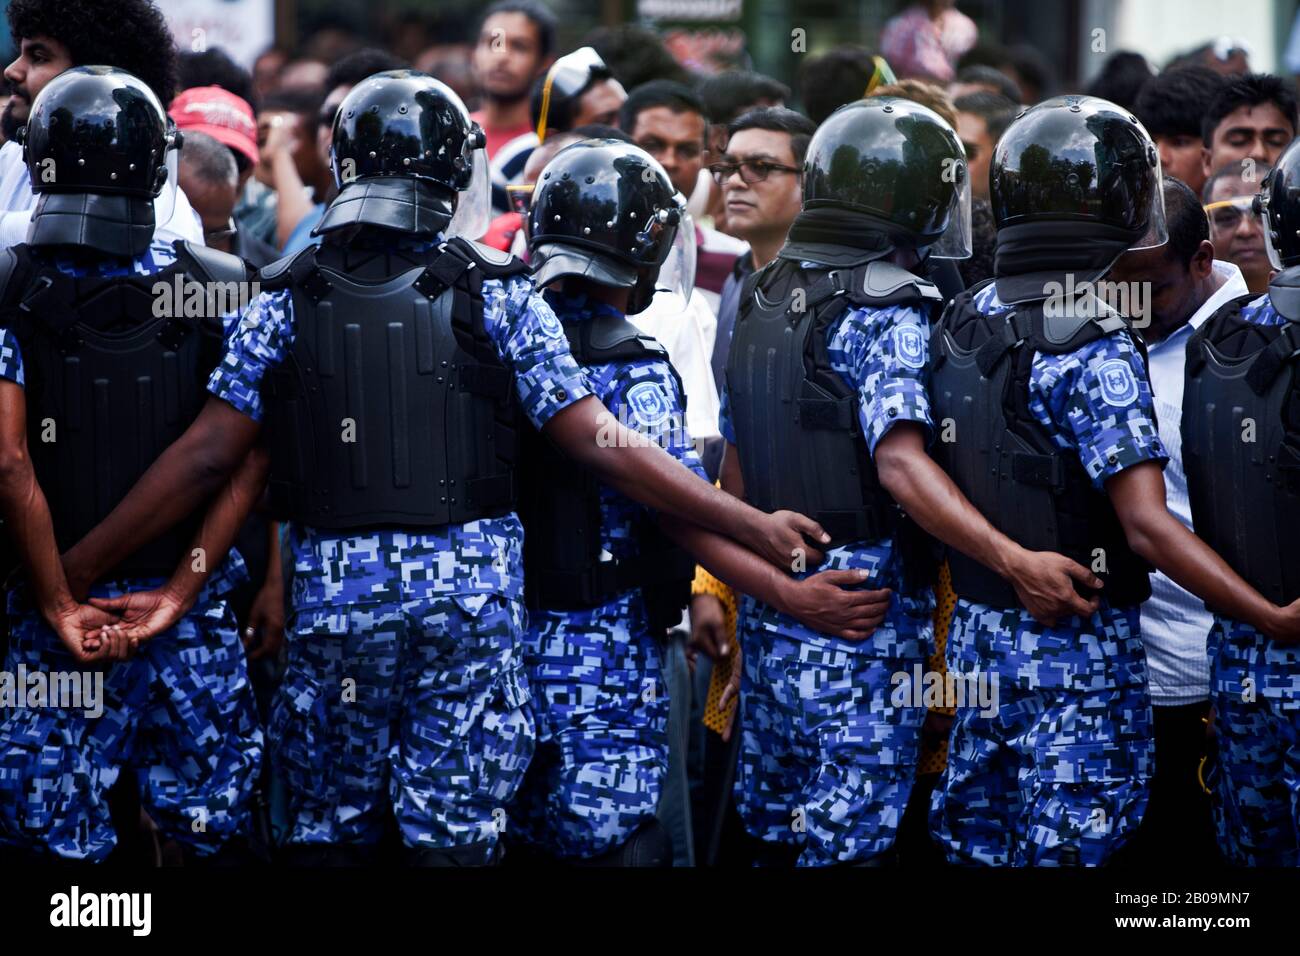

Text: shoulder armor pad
xmin=1037 ymin=293 xmax=1130 ymax=352
xmin=256 ymin=248 xmax=312 ymax=289
xmin=571 ymin=313 xmax=668 ymax=364
xmin=454 ymin=238 xmax=529 ymax=280
xmin=849 ymin=260 xmax=943 ymax=309
xmin=0 ymin=246 xmax=23 ymax=303
xmin=176 ymin=240 xmax=249 ymax=285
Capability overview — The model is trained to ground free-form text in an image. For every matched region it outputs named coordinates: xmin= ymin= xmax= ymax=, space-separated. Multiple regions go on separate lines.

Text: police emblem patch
xmin=536 ymin=303 xmax=565 ymax=336
xmin=1097 ymin=358 xmax=1139 ymax=406
xmin=893 ymin=324 xmax=926 ymax=369
xmin=627 ymin=381 xmax=670 ymax=428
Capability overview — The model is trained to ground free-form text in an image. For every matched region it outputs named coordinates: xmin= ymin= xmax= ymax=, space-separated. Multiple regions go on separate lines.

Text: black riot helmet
xmin=991 ymin=95 xmax=1165 ymax=237
xmin=800 ymin=96 xmax=971 ymax=253
xmin=988 ymin=94 xmax=1167 ymax=302
xmin=527 ymin=139 xmax=689 ymax=315
xmin=21 ymin=66 xmax=178 ymax=257
xmin=315 ymin=70 xmax=489 ymax=239
xmin=1258 ymin=137 xmax=1300 ymax=270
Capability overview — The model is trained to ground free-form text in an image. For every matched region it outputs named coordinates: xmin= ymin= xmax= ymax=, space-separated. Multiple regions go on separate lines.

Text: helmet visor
xmin=157 ymin=120 xmax=181 ymax=232
xmin=929 ymin=161 xmax=972 ymax=259
xmin=653 ymin=201 xmax=694 ymax=301
xmin=1128 ymin=148 xmax=1168 ymax=250
xmin=446 ymin=129 xmax=490 ymax=241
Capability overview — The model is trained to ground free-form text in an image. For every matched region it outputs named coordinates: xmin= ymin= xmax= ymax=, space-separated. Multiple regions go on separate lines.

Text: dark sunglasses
xmin=708 ymin=159 xmax=801 ymax=185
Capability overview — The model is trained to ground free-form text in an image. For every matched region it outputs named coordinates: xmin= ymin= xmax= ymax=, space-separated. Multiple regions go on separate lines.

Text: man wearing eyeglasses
xmin=1203 ymin=161 xmax=1273 ymax=295
xmin=620 ymin=81 xmax=748 ymax=313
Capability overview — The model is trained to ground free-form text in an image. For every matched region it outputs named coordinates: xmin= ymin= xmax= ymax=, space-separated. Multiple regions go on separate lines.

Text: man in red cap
xmin=168 ymin=85 xmax=260 ymax=189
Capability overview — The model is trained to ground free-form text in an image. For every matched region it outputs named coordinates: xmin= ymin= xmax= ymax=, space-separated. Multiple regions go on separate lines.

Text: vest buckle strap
xmin=797 ymin=396 xmax=854 ymax=430
xmin=464 ymin=472 xmax=513 ymax=508
xmin=457 ymin=363 xmax=512 ymax=399
xmin=1245 ymin=323 xmax=1300 ymax=395
xmin=1011 ymin=451 xmax=1065 ymax=490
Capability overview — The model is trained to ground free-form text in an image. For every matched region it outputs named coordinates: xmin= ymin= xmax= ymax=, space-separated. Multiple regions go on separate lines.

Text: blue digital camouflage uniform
xmin=1201 ymin=294 xmax=1300 ymax=866
xmin=0 ymin=239 xmax=262 ymax=862
xmin=507 ymin=292 xmax=706 ymax=859
xmin=720 ymin=295 xmax=935 ymax=867
xmin=208 ymin=236 xmax=592 ymax=852
xmin=929 ymin=282 xmax=1166 ymax=867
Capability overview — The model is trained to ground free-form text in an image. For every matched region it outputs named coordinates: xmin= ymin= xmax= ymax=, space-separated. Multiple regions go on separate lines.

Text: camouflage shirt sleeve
xmin=606 ymin=357 xmax=708 ymax=482
xmin=0 ymin=327 xmax=23 ymax=387
xmin=1029 ymin=331 xmax=1168 ymax=490
xmin=481 ymin=276 xmax=592 ymax=430
xmin=832 ymin=303 xmax=935 ymax=456
xmin=718 ymin=383 xmax=735 ymax=445
xmin=206 ymin=289 xmax=295 ymax=423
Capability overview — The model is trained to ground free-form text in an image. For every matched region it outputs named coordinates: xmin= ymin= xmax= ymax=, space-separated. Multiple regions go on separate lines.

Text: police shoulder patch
xmin=626 ymin=380 xmax=671 ymax=428
xmin=534 ymin=302 xmax=565 ymax=337
xmin=892 ymin=323 xmax=926 ymax=369
xmin=1097 ymin=358 xmax=1139 ymax=406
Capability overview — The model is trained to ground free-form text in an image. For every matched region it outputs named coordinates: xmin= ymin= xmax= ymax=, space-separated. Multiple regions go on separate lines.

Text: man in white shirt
xmin=1108 ymin=176 xmax=1252 ymax=865
xmin=0 ymin=3 xmax=203 ymax=248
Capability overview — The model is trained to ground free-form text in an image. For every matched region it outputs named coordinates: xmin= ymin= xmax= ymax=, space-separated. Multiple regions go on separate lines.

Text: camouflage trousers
xmin=733 ymin=598 xmax=929 ymax=866
xmin=0 ymin=587 xmax=262 ymax=862
xmin=930 ymin=680 xmax=1154 ymax=866
xmin=509 ymin=591 xmax=669 ymax=859
xmin=270 ymin=593 xmax=533 ymax=850
xmin=1207 ymin=618 xmax=1300 ymax=866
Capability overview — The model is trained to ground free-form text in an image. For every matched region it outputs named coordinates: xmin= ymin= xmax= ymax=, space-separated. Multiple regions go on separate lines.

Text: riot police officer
xmin=927 ymin=94 xmax=1300 ymax=866
xmin=720 ymin=96 xmax=1104 ymax=867
xmin=510 ymin=139 xmax=880 ymax=865
xmin=0 ymin=66 xmax=264 ymax=864
xmin=1183 ymin=138 xmax=1300 ymax=865
xmin=72 ymin=71 xmax=861 ymax=866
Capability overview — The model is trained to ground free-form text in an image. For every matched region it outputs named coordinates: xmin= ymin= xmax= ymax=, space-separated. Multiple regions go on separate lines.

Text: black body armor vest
xmin=261 ymin=237 xmax=527 ymax=530
xmin=517 ymin=312 xmax=695 ymax=633
xmin=1183 ymin=291 xmax=1300 ymax=605
xmin=726 ymin=255 xmax=942 ymax=547
xmin=1 ymin=240 xmax=244 ymax=579
xmin=929 ymin=280 xmax=1153 ymax=609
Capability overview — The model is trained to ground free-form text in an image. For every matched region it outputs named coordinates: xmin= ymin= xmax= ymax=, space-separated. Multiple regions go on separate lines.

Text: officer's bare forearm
xmin=659 ymin=515 xmax=795 ymax=615
xmin=546 ymin=396 xmax=770 ymax=546
xmin=1109 ymin=463 xmax=1280 ymax=632
xmin=0 ymin=450 xmax=76 ymax=617
xmin=876 ymin=423 xmax=1027 ymax=579
xmin=64 ymin=397 xmax=261 ymax=587
xmin=163 ymin=446 xmax=271 ymax=610
xmin=0 ymin=383 xmax=77 ymax=618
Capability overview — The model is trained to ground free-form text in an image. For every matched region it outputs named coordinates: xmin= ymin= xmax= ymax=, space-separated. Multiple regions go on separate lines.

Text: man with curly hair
xmin=0 ymin=0 xmax=202 ymax=248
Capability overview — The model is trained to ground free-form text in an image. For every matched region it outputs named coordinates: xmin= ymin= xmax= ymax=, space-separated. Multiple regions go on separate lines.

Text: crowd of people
xmin=0 ymin=0 xmax=1297 ymax=870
